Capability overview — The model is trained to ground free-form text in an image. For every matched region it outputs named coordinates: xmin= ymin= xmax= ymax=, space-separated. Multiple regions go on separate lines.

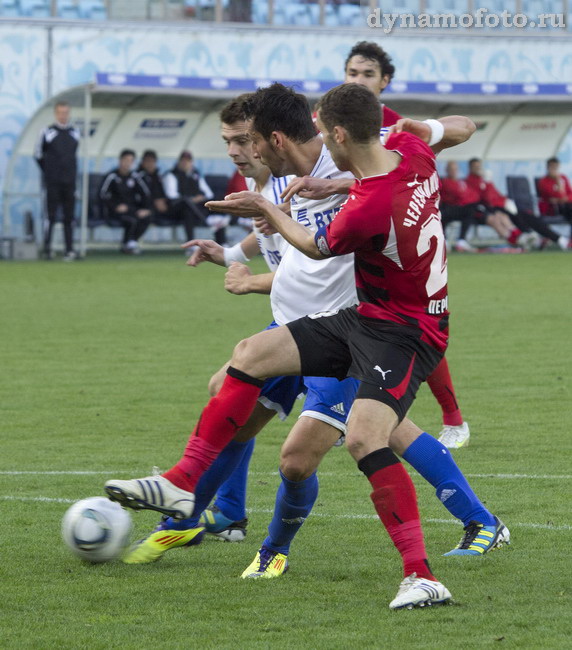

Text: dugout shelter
xmin=3 ymin=72 xmax=572 ymax=256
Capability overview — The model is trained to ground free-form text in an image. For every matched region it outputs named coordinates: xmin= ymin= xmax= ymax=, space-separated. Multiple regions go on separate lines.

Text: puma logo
xmin=373 ymin=365 xmax=392 ymax=381
xmin=226 ymin=417 xmax=241 ymax=432
xmin=407 ymin=174 xmax=422 ymax=187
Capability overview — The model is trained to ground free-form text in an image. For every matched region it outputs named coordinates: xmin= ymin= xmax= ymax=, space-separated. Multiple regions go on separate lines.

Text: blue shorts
xmin=300 ymin=376 xmax=359 ymax=433
xmin=257 ymin=322 xmax=359 ymax=429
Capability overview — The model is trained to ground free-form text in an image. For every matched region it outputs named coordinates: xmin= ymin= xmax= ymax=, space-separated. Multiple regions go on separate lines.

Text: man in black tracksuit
xmin=34 ymin=102 xmax=80 ymax=260
xmin=162 ymin=150 xmax=214 ymax=242
xmin=100 ymin=149 xmax=152 ymax=254
xmin=136 ymin=150 xmax=169 ymax=222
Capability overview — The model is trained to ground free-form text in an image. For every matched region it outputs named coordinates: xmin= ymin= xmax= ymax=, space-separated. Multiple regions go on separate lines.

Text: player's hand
xmin=224 ymin=262 xmax=253 ymax=295
xmin=115 ymin=204 xmax=128 ymax=214
xmin=252 ymin=215 xmax=278 ymax=236
xmin=136 ymin=209 xmax=151 ymax=218
xmin=386 ymin=118 xmax=431 ymax=144
xmin=280 ymin=176 xmax=335 ymax=202
xmin=206 ymin=191 xmax=268 ymax=217
xmin=154 ymin=198 xmax=168 ymax=213
xmin=183 ymin=239 xmax=225 ymax=267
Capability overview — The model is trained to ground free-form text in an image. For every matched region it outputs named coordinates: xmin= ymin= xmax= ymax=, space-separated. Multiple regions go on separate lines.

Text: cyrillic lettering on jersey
xmin=403 ymin=171 xmax=440 ymax=228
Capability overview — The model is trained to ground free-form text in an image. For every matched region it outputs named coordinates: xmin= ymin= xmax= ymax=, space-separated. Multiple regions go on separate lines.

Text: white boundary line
xmin=1 ymin=470 xmax=571 ymax=480
xmin=1 ymin=495 xmax=570 ymax=531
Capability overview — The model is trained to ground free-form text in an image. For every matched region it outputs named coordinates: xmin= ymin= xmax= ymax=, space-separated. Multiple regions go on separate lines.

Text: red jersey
xmin=465 ymin=173 xmax=505 ymax=209
xmin=440 ymin=177 xmax=481 ymax=206
xmin=225 ymin=171 xmax=248 ymax=195
xmin=537 ymin=174 xmax=572 ymax=216
xmin=381 ymin=104 xmax=401 ymax=127
xmin=315 ymin=132 xmax=448 ymax=353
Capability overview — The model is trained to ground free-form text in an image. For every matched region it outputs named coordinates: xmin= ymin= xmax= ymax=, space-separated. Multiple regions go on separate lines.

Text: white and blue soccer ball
xmin=62 ymin=497 xmax=132 ymax=563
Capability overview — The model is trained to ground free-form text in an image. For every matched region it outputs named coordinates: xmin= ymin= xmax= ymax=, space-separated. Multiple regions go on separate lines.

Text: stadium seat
xmin=205 ymin=174 xmax=230 ymax=202
xmin=283 ymin=3 xmax=311 ymax=25
xmin=79 ymin=0 xmax=107 ymax=20
xmin=251 ymin=0 xmax=268 ymax=23
xmin=19 ymin=0 xmax=51 ymax=17
xmin=338 ymin=4 xmax=362 ymax=26
xmin=58 ymin=1 xmax=80 ymax=19
xmin=0 ymin=0 xmax=19 ymax=17
xmin=424 ymin=0 xmax=465 ymax=16
xmin=506 ymin=175 xmax=537 ymax=216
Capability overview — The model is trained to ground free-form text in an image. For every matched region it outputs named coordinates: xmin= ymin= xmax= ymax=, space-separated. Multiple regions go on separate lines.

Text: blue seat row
xmin=0 ymin=0 xmax=106 ymax=19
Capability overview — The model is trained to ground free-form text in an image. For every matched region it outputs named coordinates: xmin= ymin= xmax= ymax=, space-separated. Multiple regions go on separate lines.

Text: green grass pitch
xmin=1 ymin=250 xmax=570 ymax=648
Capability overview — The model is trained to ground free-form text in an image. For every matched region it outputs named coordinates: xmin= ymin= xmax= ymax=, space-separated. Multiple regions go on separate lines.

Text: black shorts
xmin=286 ymin=307 xmax=443 ymax=422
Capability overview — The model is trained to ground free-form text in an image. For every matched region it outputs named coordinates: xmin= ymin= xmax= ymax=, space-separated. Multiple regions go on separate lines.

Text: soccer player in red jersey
xmin=466 ymin=158 xmax=569 ymax=250
xmin=537 ymin=157 xmax=572 ymax=240
xmin=304 ymin=41 xmax=471 ymax=448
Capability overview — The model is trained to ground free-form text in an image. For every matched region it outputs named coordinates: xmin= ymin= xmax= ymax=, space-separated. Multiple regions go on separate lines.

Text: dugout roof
xmin=4 ymin=72 xmax=572 ymax=255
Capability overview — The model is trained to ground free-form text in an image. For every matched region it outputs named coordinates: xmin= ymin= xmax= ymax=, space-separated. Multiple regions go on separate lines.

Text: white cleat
xmin=104 ymin=475 xmax=195 ymax=520
xmin=389 ymin=573 xmax=452 ymax=610
xmin=453 ymin=239 xmax=477 ymax=253
xmin=557 ymin=236 xmax=570 ymax=251
xmin=438 ymin=421 xmax=470 ymax=449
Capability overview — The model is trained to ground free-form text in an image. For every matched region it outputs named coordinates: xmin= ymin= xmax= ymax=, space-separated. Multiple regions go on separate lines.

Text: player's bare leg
xmin=345 ymin=399 xmax=451 ymax=609
xmin=105 ymin=325 xmax=301 ymax=518
xmin=242 ymin=416 xmax=341 ymax=579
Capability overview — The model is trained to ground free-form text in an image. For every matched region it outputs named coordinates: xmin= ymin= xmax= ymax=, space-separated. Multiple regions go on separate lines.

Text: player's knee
xmin=230 ymin=337 xmax=259 ymax=374
xmin=280 ymin=447 xmax=314 ymax=481
xmin=207 ymin=373 xmax=222 ymax=397
xmin=345 ymin=434 xmax=368 ymax=460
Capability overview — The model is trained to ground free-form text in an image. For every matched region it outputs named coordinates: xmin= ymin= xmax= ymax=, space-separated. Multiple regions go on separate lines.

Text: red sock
xmin=162 ymin=368 xmax=262 ymax=493
xmin=426 ymin=357 xmax=463 ymax=427
xmin=365 ymin=455 xmax=435 ymax=580
xmin=507 ymin=228 xmax=522 ymax=245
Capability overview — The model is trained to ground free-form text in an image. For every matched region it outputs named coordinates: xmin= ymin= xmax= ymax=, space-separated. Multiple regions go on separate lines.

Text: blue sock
xmin=402 ymin=432 xmax=495 ymax=527
xmin=263 ymin=470 xmax=319 ymax=555
xmin=213 ymin=438 xmax=255 ymax=522
xmin=166 ymin=439 xmax=252 ymax=530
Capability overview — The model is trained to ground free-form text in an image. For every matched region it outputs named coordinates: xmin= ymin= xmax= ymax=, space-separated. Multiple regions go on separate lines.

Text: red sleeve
xmin=563 ymin=175 xmax=572 ymax=201
xmin=385 ymin=130 xmax=436 ymax=164
xmin=483 ymin=181 xmax=505 ymax=209
xmin=225 ymin=171 xmax=248 ymax=195
xmin=440 ymin=178 xmax=459 ymax=205
xmin=381 ymin=105 xmax=402 ymax=127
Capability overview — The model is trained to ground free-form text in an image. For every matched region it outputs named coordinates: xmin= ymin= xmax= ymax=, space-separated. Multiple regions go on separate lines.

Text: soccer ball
xmin=61 ymin=497 xmax=132 ymax=563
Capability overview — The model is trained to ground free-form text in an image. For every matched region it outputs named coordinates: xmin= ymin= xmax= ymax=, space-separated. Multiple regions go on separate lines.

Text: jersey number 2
xmin=417 ymin=214 xmax=447 ymax=297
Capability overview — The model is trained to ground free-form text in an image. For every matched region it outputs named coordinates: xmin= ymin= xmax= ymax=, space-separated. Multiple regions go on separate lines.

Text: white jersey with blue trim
xmin=246 ymin=175 xmax=292 ymax=273
xmin=271 ymin=144 xmax=357 ymax=326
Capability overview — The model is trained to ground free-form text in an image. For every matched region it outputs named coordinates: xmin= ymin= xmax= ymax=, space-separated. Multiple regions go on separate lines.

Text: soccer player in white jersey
xmin=108 ymin=87 xmax=509 ymax=601
xmin=121 ymin=96 xmax=360 ymax=562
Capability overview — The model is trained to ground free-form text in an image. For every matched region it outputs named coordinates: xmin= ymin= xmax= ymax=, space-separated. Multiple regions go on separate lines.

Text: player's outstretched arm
xmin=183 ymin=232 xmax=260 ymax=268
xmin=280 ymin=176 xmax=354 ymax=202
xmin=387 ymin=116 xmax=476 ymax=154
xmin=225 ymin=263 xmax=275 ymax=295
xmin=207 ymin=191 xmax=323 ymax=260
